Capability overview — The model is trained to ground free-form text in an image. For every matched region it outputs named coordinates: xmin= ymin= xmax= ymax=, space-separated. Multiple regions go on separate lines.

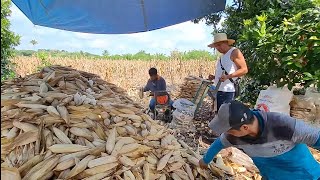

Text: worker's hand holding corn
xmin=199 ymin=158 xmax=208 ymax=169
xmin=138 ymin=87 xmax=144 ymax=99
xmin=208 ymin=74 xmax=214 ymax=81
xmin=220 ymin=74 xmax=231 ymax=82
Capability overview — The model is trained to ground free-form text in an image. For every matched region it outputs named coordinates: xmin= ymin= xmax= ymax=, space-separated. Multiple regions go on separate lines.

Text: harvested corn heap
xmin=1 ymin=65 xmax=233 ymax=180
xmin=177 ymin=76 xmax=211 ymax=102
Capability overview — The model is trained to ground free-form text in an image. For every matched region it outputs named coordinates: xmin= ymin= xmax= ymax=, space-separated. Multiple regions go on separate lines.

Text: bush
xmin=36 ymin=51 xmax=52 ymax=72
xmin=1 ymin=0 xmax=20 ymax=81
xmin=195 ymin=0 xmax=320 ymax=104
xmin=240 ymin=1 xmax=320 ymax=92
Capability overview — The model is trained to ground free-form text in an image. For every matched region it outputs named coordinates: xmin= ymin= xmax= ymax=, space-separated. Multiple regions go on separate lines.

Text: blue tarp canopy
xmin=12 ymin=0 xmax=226 ymax=34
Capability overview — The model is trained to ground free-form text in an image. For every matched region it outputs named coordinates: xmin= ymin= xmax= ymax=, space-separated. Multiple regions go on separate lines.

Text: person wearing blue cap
xmin=199 ymin=100 xmax=320 ymax=180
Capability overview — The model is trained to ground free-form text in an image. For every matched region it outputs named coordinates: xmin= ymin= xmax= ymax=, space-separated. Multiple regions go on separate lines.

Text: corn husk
xmin=1 ymin=66 xmax=266 ymax=179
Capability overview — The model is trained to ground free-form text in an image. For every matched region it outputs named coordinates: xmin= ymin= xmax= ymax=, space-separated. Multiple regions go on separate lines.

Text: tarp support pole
xmin=140 ymin=0 xmax=148 ymax=31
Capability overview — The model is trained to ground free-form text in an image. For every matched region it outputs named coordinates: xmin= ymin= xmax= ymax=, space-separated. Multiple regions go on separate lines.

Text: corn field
xmin=12 ymin=56 xmax=215 ymax=104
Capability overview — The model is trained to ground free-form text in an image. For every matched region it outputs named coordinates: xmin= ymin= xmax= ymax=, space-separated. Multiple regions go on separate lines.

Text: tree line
xmin=14 ymin=49 xmax=218 ymax=61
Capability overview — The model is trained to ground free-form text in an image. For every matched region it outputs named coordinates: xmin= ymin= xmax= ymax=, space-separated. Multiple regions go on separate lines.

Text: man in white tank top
xmin=208 ymin=33 xmax=248 ymax=112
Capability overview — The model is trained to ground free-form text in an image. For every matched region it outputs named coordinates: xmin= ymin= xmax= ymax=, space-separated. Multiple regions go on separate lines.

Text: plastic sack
xmin=171 ymin=98 xmax=196 ymax=125
xmin=172 ymin=109 xmax=194 ymax=123
xmin=305 ymin=87 xmax=320 ymax=106
xmin=255 ymin=86 xmax=293 ymax=115
xmin=172 ymin=98 xmax=196 ymax=113
xmin=305 ymin=87 xmax=320 ymax=126
xmin=290 ymin=95 xmax=317 ymax=124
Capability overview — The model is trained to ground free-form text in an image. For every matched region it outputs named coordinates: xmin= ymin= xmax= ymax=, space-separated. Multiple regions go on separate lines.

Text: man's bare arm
xmin=219 ymin=49 xmax=248 ymax=82
xmin=229 ymin=49 xmax=248 ymax=78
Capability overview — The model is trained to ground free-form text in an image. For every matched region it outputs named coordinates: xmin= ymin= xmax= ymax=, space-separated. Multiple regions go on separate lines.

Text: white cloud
xmin=164 ymin=21 xmax=209 ymax=42
xmin=60 ymin=41 xmax=83 ymax=50
xmin=119 ymin=21 xmax=211 ymax=46
xmin=122 ymin=32 xmax=154 ymax=44
xmin=89 ymin=39 xmax=110 ymax=49
xmin=117 ymin=44 xmax=127 ymax=51
xmin=10 ymin=3 xmax=27 ymax=21
xmin=74 ymin=32 xmax=100 ymax=40
xmin=32 ymin=25 xmax=65 ymax=36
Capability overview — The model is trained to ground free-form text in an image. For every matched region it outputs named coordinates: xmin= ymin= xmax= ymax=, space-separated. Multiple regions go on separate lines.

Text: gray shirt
xmin=220 ymin=111 xmax=320 ymax=157
xmin=143 ymin=76 xmax=166 ymax=93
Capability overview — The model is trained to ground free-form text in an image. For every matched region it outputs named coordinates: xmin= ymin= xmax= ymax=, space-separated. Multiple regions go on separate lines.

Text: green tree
xmin=240 ymin=2 xmax=320 ymax=88
xmin=36 ymin=51 xmax=51 ymax=72
xmin=1 ymin=0 xmax=20 ymax=80
xmin=102 ymin=50 xmax=109 ymax=57
xmin=30 ymin=39 xmax=38 ymax=50
xmin=132 ymin=50 xmax=152 ymax=60
xmin=181 ymin=50 xmax=217 ymax=61
xmin=195 ymin=0 xmax=320 ymax=104
xmin=193 ymin=0 xmax=274 ymax=37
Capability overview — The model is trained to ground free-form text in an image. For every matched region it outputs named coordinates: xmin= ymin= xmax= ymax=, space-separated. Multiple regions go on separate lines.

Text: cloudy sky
xmin=9 ymin=1 xmax=231 ymax=55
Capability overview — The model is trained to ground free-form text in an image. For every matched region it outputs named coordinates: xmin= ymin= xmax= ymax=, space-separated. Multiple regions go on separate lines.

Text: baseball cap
xmin=209 ymin=100 xmax=253 ymax=135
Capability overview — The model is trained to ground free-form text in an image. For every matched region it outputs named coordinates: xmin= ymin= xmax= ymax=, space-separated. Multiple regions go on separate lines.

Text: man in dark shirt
xmin=199 ymin=100 xmax=320 ymax=180
xmin=143 ymin=68 xmax=173 ymax=112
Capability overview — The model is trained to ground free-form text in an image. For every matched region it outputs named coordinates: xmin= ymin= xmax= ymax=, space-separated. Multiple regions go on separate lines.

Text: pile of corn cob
xmin=1 ymin=66 xmax=234 ymax=180
xmin=176 ymin=76 xmax=211 ymax=102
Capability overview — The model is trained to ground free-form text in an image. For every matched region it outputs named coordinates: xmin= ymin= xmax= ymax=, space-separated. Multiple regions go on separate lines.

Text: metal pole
xmin=140 ymin=0 xmax=148 ymax=31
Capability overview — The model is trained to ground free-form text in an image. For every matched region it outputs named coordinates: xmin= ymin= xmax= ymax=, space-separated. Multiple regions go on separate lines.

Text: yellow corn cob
xmin=184 ymin=164 xmax=195 ymax=180
xmin=157 ymin=151 xmax=173 ymax=171
xmin=171 ymin=172 xmax=182 ymax=180
xmin=59 ymin=146 xmax=105 ymax=163
xmin=46 ymin=106 xmax=60 ymax=117
xmin=82 ymin=171 xmax=113 ymax=180
xmin=118 ymin=114 xmax=142 ymax=121
xmin=168 ymin=162 xmax=185 ymax=172
xmin=117 ymin=143 xmax=140 ymax=155
xmin=54 ymin=158 xmax=75 ymax=171
xmin=159 ymin=174 xmax=166 ymax=180
xmin=39 ymin=82 xmax=48 ymax=93
xmin=123 ymin=170 xmax=135 ymax=180
xmin=65 ymin=155 xmax=95 ymax=179
xmin=132 ymin=170 xmax=143 ymax=180
xmin=56 ymin=105 xmax=70 ymax=124
xmin=14 ymin=103 xmax=48 ymax=109
xmin=173 ymin=169 xmax=189 ymax=180
xmin=48 ymin=144 xmax=89 ymax=153
xmin=12 ymin=121 xmax=38 ymax=132
xmin=52 ymin=127 xmax=72 ymax=144
xmin=76 ymin=162 xmax=118 ymax=179
xmin=143 ymin=163 xmax=150 ymax=180
xmin=69 ymin=127 xmax=94 ymax=141
xmin=111 ymin=137 xmax=136 ymax=156
xmin=57 ymin=169 xmax=71 ymax=179
xmin=119 ymin=155 xmax=135 ymax=167
xmin=93 ymin=123 xmax=106 ymax=140
xmin=18 ymin=154 xmax=44 ymax=176
xmin=87 ymin=156 xmax=117 ymax=168
xmin=1 ymin=167 xmax=21 ymax=180
xmin=105 ymin=127 xmax=116 ymax=154
xmin=23 ymin=155 xmax=59 ymax=180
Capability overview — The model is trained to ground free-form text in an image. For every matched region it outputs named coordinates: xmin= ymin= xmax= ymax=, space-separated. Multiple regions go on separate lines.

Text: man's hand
xmin=219 ymin=74 xmax=231 ymax=82
xmin=208 ymin=74 xmax=215 ymax=81
xmin=138 ymin=87 xmax=144 ymax=99
xmin=199 ymin=158 xmax=208 ymax=169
